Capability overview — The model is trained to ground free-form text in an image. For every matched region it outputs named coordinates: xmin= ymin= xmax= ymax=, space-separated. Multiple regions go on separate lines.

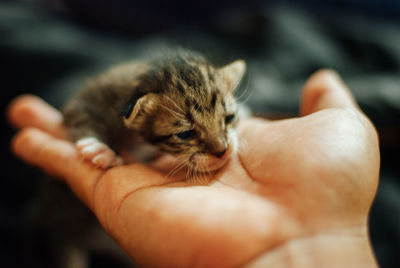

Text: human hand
xmin=8 ymin=70 xmax=380 ymax=267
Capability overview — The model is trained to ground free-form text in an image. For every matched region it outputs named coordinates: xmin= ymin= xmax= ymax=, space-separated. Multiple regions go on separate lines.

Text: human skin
xmin=8 ymin=70 xmax=380 ymax=267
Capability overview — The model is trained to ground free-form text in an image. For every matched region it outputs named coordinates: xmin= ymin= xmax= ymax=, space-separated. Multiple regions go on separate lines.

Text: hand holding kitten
xmin=8 ymin=70 xmax=379 ymax=268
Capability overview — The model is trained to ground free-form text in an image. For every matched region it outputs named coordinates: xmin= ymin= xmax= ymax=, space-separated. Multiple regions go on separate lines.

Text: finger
xmin=7 ymin=94 xmax=67 ymax=139
xmin=11 ymin=127 xmax=180 ymax=213
xmin=11 ymin=127 xmax=103 ymax=206
xmin=300 ymin=69 xmax=359 ymax=116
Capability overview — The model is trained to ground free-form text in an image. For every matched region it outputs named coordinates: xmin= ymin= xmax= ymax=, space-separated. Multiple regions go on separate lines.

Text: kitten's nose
xmin=212 ymin=148 xmax=227 ymax=158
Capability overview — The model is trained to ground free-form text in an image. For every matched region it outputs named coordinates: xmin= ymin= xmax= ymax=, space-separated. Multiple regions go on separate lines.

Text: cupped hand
xmin=8 ymin=70 xmax=380 ymax=268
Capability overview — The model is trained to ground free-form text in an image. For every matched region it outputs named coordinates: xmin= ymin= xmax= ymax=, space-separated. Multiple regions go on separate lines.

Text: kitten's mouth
xmin=191 ymin=144 xmax=233 ymax=172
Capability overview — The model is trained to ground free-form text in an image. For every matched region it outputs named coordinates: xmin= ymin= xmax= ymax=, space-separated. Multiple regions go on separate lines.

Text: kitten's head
xmin=123 ymin=52 xmax=246 ymax=172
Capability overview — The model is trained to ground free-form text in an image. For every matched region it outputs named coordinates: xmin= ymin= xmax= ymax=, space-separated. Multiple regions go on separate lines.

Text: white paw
xmin=76 ymin=137 xmax=123 ymax=169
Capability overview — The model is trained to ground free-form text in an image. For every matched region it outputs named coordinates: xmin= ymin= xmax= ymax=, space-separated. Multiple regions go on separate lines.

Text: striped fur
xmin=63 ymin=50 xmax=246 ymax=172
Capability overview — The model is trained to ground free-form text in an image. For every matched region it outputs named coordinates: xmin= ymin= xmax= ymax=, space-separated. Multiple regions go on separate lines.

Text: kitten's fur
xmin=63 ymin=50 xmax=246 ymax=171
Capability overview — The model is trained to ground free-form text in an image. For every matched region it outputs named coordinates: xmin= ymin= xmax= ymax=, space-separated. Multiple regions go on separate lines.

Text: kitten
xmin=63 ymin=50 xmax=246 ymax=172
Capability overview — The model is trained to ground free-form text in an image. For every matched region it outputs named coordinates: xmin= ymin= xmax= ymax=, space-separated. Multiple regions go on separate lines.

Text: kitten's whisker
xmin=164 ymin=95 xmax=185 ymax=115
xmin=234 ymin=84 xmax=247 ymax=101
xmin=191 ymin=167 xmax=197 ymax=182
xmin=166 ymin=161 xmax=186 ymax=178
xmin=187 ymin=163 xmax=196 ymax=181
xmin=192 ymin=158 xmax=204 ymax=185
xmin=165 ymin=155 xmax=188 ymax=178
xmin=234 ymin=70 xmax=253 ymax=105
xmin=186 ymin=164 xmax=192 ymax=181
xmin=168 ymin=159 xmax=189 ymax=178
xmin=235 ymin=73 xmax=253 ymax=104
xmin=159 ymin=104 xmax=185 ymax=121
xmin=238 ymin=88 xmax=254 ymax=106
xmin=196 ymin=168 xmax=206 ymax=185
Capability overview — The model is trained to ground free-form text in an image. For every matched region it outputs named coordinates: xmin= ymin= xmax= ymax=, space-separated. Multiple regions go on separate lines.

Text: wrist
xmin=245 ymin=226 xmax=378 ymax=268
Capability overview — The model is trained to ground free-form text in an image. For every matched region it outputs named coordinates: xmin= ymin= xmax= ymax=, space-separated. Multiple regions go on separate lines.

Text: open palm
xmin=9 ymin=70 xmax=379 ymax=267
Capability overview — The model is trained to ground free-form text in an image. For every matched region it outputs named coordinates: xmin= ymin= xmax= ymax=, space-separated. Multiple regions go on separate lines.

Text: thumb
xmin=300 ymin=69 xmax=359 ymax=116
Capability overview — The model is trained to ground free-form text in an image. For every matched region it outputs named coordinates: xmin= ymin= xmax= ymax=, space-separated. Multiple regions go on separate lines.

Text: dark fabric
xmin=1 ymin=1 xmax=400 ymax=267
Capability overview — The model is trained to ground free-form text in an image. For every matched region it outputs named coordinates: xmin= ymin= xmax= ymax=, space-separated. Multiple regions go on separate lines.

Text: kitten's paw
xmin=76 ymin=137 xmax=123 ymax=169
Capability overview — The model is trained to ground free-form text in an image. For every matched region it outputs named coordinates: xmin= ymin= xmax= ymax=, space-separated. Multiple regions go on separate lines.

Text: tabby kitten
xmin=63 ymin=50 xmax=246 ymax=172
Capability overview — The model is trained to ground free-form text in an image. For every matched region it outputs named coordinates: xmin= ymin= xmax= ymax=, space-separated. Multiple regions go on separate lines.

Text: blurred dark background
xmin=1 ymin=0 xmax=400 ymax=267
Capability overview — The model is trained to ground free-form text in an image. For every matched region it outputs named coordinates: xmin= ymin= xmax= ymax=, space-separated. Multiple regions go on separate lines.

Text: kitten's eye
xmin=225 ymin=114 xmax=235 ymax=124
xmin=176 ymin=129 xmax=196 ymax=140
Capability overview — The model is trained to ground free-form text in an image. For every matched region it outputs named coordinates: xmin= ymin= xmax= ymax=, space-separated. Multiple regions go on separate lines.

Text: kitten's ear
xmin=123 ymin=93 xmax=158 ymax=128
xmin=219 ymin=59 xmax=246 ymax=93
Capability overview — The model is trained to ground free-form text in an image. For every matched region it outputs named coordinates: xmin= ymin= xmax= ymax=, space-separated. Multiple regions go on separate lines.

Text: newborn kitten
xmin=63 ymin=50 xmax=246 ymax=172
